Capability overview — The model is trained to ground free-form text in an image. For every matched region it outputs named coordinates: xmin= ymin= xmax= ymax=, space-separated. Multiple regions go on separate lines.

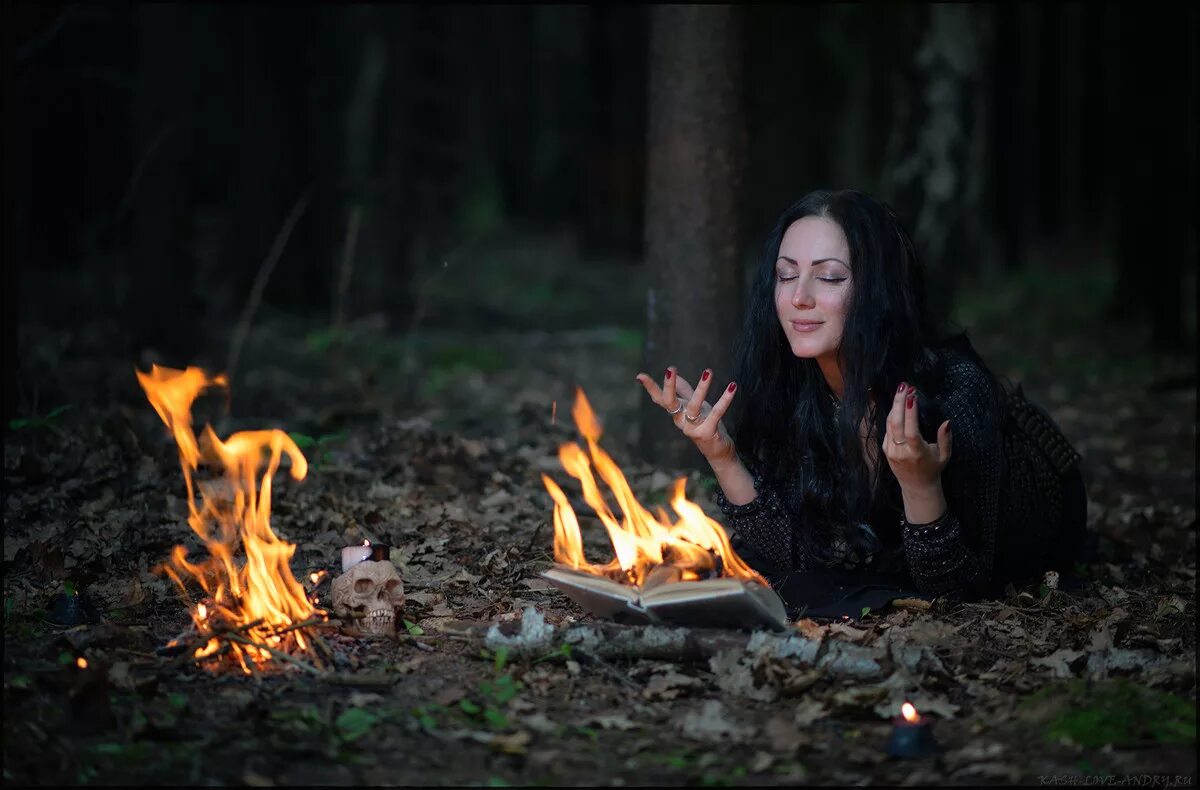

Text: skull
xmin=331 ymin=560 xmax=405 ymax=630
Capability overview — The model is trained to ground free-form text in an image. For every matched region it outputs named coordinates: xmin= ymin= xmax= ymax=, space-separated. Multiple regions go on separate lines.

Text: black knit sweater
xmin=715 ymin=354 xmax=1084 ymax=599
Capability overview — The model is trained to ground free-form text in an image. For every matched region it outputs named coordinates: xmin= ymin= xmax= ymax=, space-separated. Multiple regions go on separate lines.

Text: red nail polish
xmin=897 ymin=382 xmax=906 ymax=393
xmin=906 ymin=395 xmax=914 ymax=408
xmin=665 ymin=369 xmax=673 ymax=380
xmin=701 ymin=370 xmax=711 ymax=382
xmin=727 ymin=382 xmax=737 ymax=393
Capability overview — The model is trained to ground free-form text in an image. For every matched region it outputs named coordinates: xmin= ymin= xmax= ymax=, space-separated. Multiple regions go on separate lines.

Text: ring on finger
xmin=685 ymin=410 xmax=701 ymax=423
xmin=892 ymin=438 xmax=907 ymax=445
xmin=666 ymin=398 xmax=685 ymax=416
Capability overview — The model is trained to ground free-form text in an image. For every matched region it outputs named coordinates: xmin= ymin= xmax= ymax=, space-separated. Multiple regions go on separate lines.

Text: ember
xmin=542 ymin=388 xmax=767 ymax=588
xmin=137 ymin=365 xmax=330 ymax=674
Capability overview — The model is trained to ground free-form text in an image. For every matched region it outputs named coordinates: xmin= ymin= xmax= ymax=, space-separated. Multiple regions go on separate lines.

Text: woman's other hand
xmin=885 ymin=382 xmax=952 ymax=523
xmin=635 ymin=367 xmax=738 ymax=466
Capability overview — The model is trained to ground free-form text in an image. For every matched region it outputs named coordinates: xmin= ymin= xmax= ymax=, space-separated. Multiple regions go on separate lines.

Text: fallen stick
xmin=225 ymin=633 xmax=325 ymax=675
xmin=226 ymin=185 xmax=315 ymax=380
xmin=481 ymin=607 xmax=944 ymax=680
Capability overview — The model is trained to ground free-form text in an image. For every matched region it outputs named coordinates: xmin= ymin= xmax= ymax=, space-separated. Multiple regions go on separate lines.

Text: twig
xmin=226 ymin=185 xmax=315 ymax=380
xmin=332 ymin=205 xmax=362 ymax=333
xmin=217 ymin=618 xmax=266 ymax=637
xmin=258 ymin=617 xmax=324 ymax=639
xmin=573 ymin=647 xmax=640 ymax=689
xmin=225 ymin=633 xmax=324 ymax=675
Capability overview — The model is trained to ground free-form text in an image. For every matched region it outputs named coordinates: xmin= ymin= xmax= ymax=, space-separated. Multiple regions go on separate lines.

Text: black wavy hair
xmin=728 ymin=189 xmax=1006 ymax=569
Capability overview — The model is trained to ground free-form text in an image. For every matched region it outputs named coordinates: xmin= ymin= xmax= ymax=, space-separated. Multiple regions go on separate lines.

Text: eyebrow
xmin=777 ymin=255 xmax=850 ymax=267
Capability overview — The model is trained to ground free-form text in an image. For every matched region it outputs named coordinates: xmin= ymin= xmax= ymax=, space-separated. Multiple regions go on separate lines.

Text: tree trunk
xmin=882 ymin=5 xmax=990 ymax=317
xmin=640 ymin=5 xmax=745 ymax=470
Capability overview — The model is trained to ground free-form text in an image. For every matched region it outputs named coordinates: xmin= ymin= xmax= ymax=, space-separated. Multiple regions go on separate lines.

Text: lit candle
xmin=341 ymin=540 xmax=391 ymax=572
xmin=885 ymin=701 xmax=939 ymax=758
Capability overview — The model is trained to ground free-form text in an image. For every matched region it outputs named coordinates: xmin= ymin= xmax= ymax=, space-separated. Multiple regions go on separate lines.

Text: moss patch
xmin=1019 ymin=679 xmax=1196 ymax=748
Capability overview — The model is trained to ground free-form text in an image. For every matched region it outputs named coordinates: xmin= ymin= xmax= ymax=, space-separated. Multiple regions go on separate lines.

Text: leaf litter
xmin=3 ymin=315 xmax=1195 ymax=785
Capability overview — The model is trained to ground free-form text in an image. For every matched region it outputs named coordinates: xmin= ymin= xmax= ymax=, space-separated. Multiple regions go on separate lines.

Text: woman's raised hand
xmin=884 ymin=381 xmax=953 ymax=493
xmin=635 ymin=367 xmax=738 ymax=465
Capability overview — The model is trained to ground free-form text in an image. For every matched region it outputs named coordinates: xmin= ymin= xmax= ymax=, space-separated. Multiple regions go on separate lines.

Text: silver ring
xmin=666 ymin=399 xmax=685 ymax=416
xmin=892 ymin=438 xmax=908 ymax=445
xmin=685 ymin=411 xmax=701 ymax=423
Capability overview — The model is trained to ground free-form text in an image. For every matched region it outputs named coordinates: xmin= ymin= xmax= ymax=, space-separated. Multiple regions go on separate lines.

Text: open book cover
xmin=541 ymin=565 xmax=789 ymax=632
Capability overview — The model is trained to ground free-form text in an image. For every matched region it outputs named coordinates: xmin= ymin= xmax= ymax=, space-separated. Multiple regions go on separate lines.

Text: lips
xmin=790 ymin=320 xmax=823 ymax=332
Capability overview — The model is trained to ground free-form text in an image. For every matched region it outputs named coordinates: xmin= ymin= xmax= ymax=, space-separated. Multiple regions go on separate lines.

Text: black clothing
xmin=716 ymin=352 xmax=1087 ymax=608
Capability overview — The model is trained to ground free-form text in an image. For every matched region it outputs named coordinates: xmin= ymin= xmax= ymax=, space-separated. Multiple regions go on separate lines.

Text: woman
xmin=636 ymin=189 xmax=1088 ymax=614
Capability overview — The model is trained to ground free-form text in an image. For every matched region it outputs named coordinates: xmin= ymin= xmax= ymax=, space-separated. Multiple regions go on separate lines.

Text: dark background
xmin=4 ymin=3 xmax=1197 ymax=464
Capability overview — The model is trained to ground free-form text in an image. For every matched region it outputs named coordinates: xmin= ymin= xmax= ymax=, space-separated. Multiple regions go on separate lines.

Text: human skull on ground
xmin=331 ymin=560 xmax=405 ymax=629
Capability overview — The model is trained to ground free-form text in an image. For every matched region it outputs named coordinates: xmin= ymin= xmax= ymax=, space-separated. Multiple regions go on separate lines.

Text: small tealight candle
xmin=340 ymin=540 xmax=391 ymax=572
xmin=885 ymin=701 xmax=939 ymax=758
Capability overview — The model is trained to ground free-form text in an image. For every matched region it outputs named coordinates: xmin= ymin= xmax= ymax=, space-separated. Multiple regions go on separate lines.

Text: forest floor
xmin=3 ymin=247 xmax=1197 ymax=786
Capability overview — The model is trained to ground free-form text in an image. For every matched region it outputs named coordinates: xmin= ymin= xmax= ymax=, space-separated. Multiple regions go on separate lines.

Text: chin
xmin=787 ymin=340 xmax=831 ymax=359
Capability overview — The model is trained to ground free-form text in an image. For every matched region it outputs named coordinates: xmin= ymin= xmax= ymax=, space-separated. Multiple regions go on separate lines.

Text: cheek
xmin=774 ymin=285 xmax=789 ymax=318
xmin=818 ymin=288 xmax=850 ymax=326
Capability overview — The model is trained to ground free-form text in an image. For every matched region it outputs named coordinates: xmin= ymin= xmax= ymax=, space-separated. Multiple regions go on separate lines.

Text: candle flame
xmin=363 ymin=540 xmax=370 ymax=547
xmin=75 ymin=657 xmax=88 ymax=669
xmin=310 ymin=573 xmax=319 ymax=584
xmin=901 ymin=702 xmax=919 ymax=723
xmin=197 ymin=603 xmax=207 ymax=620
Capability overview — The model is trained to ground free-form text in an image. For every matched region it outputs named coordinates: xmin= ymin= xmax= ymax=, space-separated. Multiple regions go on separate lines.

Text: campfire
xmin=137 ymin=365 xmax=330 ymax=673
xmin=540 ymin=390 xmax=786 ymax=630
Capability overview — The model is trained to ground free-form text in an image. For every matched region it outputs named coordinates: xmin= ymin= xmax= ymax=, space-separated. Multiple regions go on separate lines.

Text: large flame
xmin=136 ymin=364 xmax=316 ymax=672
xmin=542 ymin=389 xmax=767 ymax=588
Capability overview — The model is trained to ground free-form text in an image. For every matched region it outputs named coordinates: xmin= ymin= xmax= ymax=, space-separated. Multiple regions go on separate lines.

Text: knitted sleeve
xmin=900 ymin=359 xmax=1002 ymax=598
xmin=714 ymin=464 xmax=808 ymax=577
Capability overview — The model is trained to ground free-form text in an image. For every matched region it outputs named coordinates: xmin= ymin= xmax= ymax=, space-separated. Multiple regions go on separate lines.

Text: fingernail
xmin=906 ymin=395 xmax=914 ymax=408
xmin=897 ymin=381 xmax=906 ymax=393
xmin=701 ymin=370 xmax=711 ymax=382
xmin=727 ymin=382 xmax=737 ymax=393
xmin=665 ymin=368 xmax=673 ymax=380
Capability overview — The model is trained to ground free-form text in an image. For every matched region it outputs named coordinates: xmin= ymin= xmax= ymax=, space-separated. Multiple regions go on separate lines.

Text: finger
xmin=662 ymin=367 xmax=678 ymax=410
xmin=703 ymin=381 xmax=737 ymax=430
xmin=635 ymin=373 xmax=665 ymax=406
xmin=674 ymin=375 xmax=696 ymax=400
xmin=904 ymin=387 xmax=921 ymax=443
xmin=936 ymin=420 xmax=953 ymax=464
xmin=886 ymin=381 xmax=907 ymax=441
xmin=686 ymin=369 xmax=714 ymax=420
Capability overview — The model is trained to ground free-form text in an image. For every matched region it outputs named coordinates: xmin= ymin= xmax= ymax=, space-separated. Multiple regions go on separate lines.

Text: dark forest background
xmin=4 ymin=3 xmax=1197 ymax=465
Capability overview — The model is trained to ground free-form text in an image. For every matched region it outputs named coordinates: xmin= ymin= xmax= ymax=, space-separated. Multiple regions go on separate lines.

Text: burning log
xmin=137 ymin=365 xmax=329 ymax=675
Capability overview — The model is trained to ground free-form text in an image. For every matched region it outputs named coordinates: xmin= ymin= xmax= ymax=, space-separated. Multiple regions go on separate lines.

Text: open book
xmin=541 ymin=565 xmax=789 ymax=632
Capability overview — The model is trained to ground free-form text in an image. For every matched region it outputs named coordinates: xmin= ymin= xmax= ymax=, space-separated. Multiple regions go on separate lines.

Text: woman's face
xmin=774 ymin=216 xmax=852 ymax=362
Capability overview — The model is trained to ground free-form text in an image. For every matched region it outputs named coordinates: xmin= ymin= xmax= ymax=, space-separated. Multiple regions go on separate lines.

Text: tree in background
xmin=879 ymin=4 xmax=993 ymax=318
xmin=640 ymin=5 xmax=745 ymax=468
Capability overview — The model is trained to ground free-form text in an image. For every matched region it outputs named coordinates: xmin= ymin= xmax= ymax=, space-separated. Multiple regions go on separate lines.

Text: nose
xmin=790 ymin=277 xmax=814 ymax=309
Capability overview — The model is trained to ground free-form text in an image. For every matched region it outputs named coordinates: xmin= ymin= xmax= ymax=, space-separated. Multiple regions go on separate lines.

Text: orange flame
xmin=75 ymin=657 xmax=88 ymax=669
xmin=542 ymin=389 xmax=767 ymax=587
xmin=901 ymin=702 xmax=919 ymax=723
xmin=136 ymin=364 xmax=316 ymax=669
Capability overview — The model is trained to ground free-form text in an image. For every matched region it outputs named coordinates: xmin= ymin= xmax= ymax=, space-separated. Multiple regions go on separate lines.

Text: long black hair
xmin=729 ymin=189 xmax=1006 ymax=568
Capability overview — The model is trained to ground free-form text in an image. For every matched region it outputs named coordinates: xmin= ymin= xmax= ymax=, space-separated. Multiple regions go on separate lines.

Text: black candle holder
xmin=885 ymin=709 xmax=939 ymax=758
